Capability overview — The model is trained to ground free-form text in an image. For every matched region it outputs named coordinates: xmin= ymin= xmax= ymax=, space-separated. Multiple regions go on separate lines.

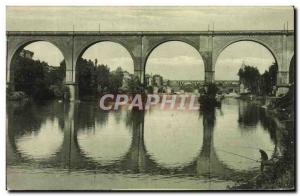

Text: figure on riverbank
xmin=259 ymin=149 xmax=269 ymax=173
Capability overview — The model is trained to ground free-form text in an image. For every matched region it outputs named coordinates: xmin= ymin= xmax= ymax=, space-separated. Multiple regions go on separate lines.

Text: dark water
xmin=7 ymin=98 xmax=280 ymax=190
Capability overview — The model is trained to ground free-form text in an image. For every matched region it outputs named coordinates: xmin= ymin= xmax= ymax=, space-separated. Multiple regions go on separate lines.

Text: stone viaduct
xmin=7 ymin=30 xmax=294 ymax=100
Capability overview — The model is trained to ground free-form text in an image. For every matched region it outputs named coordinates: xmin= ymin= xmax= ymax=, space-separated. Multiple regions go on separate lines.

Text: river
xmin=6 ymin=98 xmax=280 ymax=190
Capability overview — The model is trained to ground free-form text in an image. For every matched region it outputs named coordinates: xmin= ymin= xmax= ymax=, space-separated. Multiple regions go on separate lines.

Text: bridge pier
xmin=65 ymin=83 xmax=78 ymax=101
xmin=204 ymin=71 xmax=215 ymax=83
xmin=276 ymin=71 xmax=290 ymax=96
xmin=65 ymin=64 xmax=77 ymax=101
xmin=6 ymin=65 xmax=15 ymax=91
xmin=58 ymin=102 xmax=84 ymax=168
xmin=134 ymin=69 xmax=145 ymax=85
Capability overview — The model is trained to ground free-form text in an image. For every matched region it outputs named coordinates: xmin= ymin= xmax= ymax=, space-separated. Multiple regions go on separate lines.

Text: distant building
xmin=121 ymin=70 xmax=133 ymax=90
xmin=146 ymin=76 xmax=239 ymax=94
xmin=153 ymin=75 xmax=163 ymax=87
xmin=215 ymin=80 xmax=239 ymax=93
xmin=167 ymin=80 xmax=204 ymax=92
xmin=48 ymin=66 xmax=60 ymax=72
xmin=19 ymin=49 xmax=34 ymax=59
xmin=145 ymin=74 xmax=153 ymax=86
xmin=166 ymin=86 xmax=172 ymax=94
xmin=153 ymin=86 xmax=159 ymax=94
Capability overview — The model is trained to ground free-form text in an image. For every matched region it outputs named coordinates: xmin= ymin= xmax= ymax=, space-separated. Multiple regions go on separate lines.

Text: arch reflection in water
xmin=77 ymin=108 xmax=132 ymax=165
xmin=16 ymin=118 xmax=64 ymax=160
xmin=144 ymin=107 xmax=203 ymax=169
xmin=214 ymin=98 xmax=275 ymax=171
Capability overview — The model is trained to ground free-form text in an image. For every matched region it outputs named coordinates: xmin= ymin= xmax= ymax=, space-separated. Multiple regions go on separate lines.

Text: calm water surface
xmin=7 ymin=98 xmax=279 ymax=190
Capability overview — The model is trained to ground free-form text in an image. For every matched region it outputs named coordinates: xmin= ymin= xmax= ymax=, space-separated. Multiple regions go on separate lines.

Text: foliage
xmin=108 ymin=67 xmax=124 ymax=94
xmin=95 ymin=64 xmax=110 ymax=94
xmin=181 ymin=84 xmax=194 ymax=93
xmin=146 ymin=86 xmax=154 ymax=94
xmin=199 ymin=83 xmax=219 ymax=109
xmin=126 ymin=75 xmax=142 ymax=94
xmin=49 ymin=84 xmax=70 ymax=100
xmin=76 ymin=58 xmax=141 ymax=98
xmin=77 ymin=58 xmax=98 ymax=96
xmin=13 ymin=56 xmax=66 ymax=100
xmin=238 ymin=65 xmax=261 ymax=94
xmin=260 ymin=63 xmax=278 ymax=95
xmin=238 ymin=63 xmax=278 ymax=96
xmin=47 ymin=60 xmax=66 ymax=85
xmin=7 ymin=91 xmax=28 ymax=101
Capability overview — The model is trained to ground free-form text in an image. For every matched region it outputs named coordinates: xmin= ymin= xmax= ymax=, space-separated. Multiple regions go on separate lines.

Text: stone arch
xmin=214 ymin=38 xmax=280 ymax=72
xmin=7 ymin=37 xmax=70 ymax=69
xmin=144 ymin=38 xmax=200 ymax=68
xmin=143 ymin=39 xmax=204 ymax=82
xmin=7 ymin=39 xmax=67 ymax=85
xmin=73 ymin=40 xmax=136 ymax=98
xmin=75 ymin=39 xmax=136 ymax=69
xmin=74 ymin=39 xmax=136 ymax=83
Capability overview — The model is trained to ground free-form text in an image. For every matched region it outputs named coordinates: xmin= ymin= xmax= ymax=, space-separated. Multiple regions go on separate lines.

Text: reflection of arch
xmin=15 ymin=119 xmax=64 ymax=160
xmin=143 ymin=109 xmax=203 ymax=169
xmin=144 ymin=40 xmax=205 ymax=80
xmin=289 ymin=55 xmax=295 ymax=84
xmin=8 ymin=102 xmax=277 ymax=180
xmin=8 ymin=111 xmax=65 ymax=164
xmin=76 ymin=109 xmax=133 ymax=166
xmin=215 ymin=39 xmax=279 ymax=71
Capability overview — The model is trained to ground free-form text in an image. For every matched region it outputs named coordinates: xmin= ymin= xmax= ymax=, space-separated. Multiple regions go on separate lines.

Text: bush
xmin=7 ymin=91 xmax=28 ymax=101
xmin=49 ymin=84 xmax=70 ymax=100
xmin=199 ymin=83 xmax=219 ymax=109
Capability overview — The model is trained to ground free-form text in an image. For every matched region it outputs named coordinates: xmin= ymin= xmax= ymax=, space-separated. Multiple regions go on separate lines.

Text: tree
xmin=14 ymin=57 xmax=50 ymax=99
xmin=46 ymin=60 xmax=66 ymax=85
xmin=126 ymin=75 xmax=142 ymax=94
xmin=12 ymin=55 xmax=66 ymax=100
xmin=77 ymin=58 xmax=97 ymax=97
xmin=146 ymin=86 xmax=154 ymax=94
xmin=108 ymin=67 xmax=124 ymax=93
xmin=260 ymin=63 xmax=278 ymax=95
xmin=238 ymin=65 xmax=261 ymax=94
xmin=95 ymin=64 xmax=110 ymax=94
xmin=182 ymin=84 xmax=194 ymax=92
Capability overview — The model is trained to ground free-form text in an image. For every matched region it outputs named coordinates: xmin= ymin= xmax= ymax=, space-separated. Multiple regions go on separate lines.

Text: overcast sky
xmin=9 ymin=6 xmax=294 ymax=80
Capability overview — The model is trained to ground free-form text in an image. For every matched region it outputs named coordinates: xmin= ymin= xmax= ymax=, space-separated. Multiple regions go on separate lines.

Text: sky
xmin=24 ymin=42 xmax=64 ymax=67
xmin=146 ymin=41 xmax=205 ymax=80
xmin=9 ymin=6 xmax=294 ymax=80
xmin=214 ymin=41 xmax=276 ymax=80
xmin=81 ymin=42 xmax=134 ymax=73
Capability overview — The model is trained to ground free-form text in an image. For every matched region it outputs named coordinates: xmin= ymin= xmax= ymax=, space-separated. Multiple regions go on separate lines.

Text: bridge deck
xmin=7 ymin=30 xmax=294 ymax=36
